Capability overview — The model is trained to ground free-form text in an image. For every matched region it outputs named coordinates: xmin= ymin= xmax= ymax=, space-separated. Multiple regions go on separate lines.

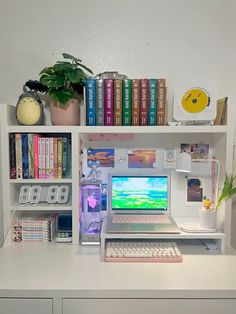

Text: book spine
xmin=33 ymin=134 xmax=40 ymax=179
xmin=15 ymin=133 xmax=22 ymax=179
xmin=62 ymin=137 xmax=68 ymax=178
xmin=157 ymin=79 xmax=166 ymax=126
xmin=66 ymin=137 xmax=72 ymax=178
xmin=122 ymin=79 xmax=132 ymax=126
xmin=28 ymin=134 xmax=34 ymax=179
xmin=57 ymin=137 xmax=63 ymax=179
xmin=148 ymin=79 xmax=157 ymax=126
xmin=114 ymin=79 xmax=123 ymax=126
xmin=140 ymin=79 xmax=149 ymax=126
xmin=9 ymin=133 xmax=16 ymax=179
xmin=22 ymin=133 xmax=29 ymax=179
xmin=96 ymin=79 xmax=104 ymax=126
xmin=45 ymin=137 xmax=50 ymax=179
xmin=85 ymin=78 xmax=96 ymax=126
xmin=104 ymin=79 xmax=114 ymax=126
xmin=132 ymin=79 xmax=141 ymax=126
xmin=49 ymin=137 xmax=54 ymax=179
xmin=53 ymin=137 xmax=58 ymax=178
xmin=39 ymin=137 xmax=46 ymax=179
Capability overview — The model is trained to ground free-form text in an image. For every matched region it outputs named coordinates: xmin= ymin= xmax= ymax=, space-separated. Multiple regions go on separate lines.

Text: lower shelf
xmin=100 ymin=217 xmax=225 ymax=258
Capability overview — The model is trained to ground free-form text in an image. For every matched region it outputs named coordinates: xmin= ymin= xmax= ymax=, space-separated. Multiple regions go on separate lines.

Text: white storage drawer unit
xmin=63 ymin=298 xmax=236 ymax=314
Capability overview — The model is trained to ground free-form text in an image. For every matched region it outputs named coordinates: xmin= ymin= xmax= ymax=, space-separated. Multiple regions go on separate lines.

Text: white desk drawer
xmin=63 ymin=298 xmax=236 ymax=314
xmin=0 ymin=298 xmax=52 ymax=314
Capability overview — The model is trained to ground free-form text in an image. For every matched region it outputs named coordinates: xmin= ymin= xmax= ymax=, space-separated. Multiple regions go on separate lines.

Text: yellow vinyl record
xmin=181 ymin=88 xmax=210 ymax=114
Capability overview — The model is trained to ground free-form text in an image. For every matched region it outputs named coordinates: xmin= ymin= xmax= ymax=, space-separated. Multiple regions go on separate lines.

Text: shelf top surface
xmin=7 ymin=125 xmax=227 ymax=134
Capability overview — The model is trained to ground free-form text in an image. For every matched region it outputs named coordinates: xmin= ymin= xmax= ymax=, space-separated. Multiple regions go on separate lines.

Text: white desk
xmin=0 ymin=244 xmax=236 ymax=314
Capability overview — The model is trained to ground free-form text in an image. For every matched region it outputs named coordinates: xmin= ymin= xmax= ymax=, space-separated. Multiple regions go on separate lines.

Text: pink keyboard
xmin=112 ymin=214 xmax=170 ymax=224
xmin=105 ymin=240 xmax=183 ymax=263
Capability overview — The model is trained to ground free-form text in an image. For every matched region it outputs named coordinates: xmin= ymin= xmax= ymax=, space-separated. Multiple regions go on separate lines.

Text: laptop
xmin=106 ymin=173 xmax=180 ymax=234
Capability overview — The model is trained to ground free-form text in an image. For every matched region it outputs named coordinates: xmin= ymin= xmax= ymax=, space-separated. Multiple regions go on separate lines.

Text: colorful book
xmin=157 ymin=79 xmax=166 ymax=126
xmin=53 ymin=137 xmax=58 ymax=179
xmin=148 ymin=79 xmax=157 ymax=126
xmin=96 ymin=79 xmax=104 ymax=126
xmin=33 ymin=134 xmax=41 ymax=179
xmin=122 ymin=79 xmax=132 ymax=126
xmin=132 ymin=79 xmax=140 ymax=126
xmin=39 ymin=137 xmax=46 ymax=179
xmin=114 ymin=79 xmax=123 ymax=126
xmin=57 ymin=137 xmax=63 ymax=179
xmin=45 ymin=137 xmax=50 ymax=178
xmin=85 ymin=78 xmax=96 ymax=126
xmin=62 ymin=137 xmax=68 ymax=178
xmin=66 ymin=137 xmax=72 ymax=178
xmin=9 ymin=133 xmax=16 ymax=179
xmin=49 ymin=137 xmax=54 ymax=179
xmin=22 ymin=133 xmax=29 ymax=179
xmin=15 ymin=133 xmax=22 ymax=179
xmin=104 ymin=79 xmax=114 ymax=126
xmin=140 ymin=79 xmax=149 ymax=126
xmin=28 ymin=134 xmax=34 ymax=179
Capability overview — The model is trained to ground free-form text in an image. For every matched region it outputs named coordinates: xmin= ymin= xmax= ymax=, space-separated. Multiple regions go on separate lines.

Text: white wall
xmin=0 ymin=0 xmax=235 ymax=242
xmin=0 ymin=0 xmax=235 ymax=107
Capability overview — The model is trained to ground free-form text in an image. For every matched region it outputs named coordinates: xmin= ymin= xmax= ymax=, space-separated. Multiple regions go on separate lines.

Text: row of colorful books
xmin=12 ymin=214 xmax=56 ymax=242
xmin=9 ymin=133 xmax=71 ymax=179
xmin=85 ymin=78 xmax=167 ymax=126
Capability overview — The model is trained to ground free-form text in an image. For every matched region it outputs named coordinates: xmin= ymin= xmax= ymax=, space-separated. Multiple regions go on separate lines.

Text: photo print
xmin=128 ymin=149 xmax=156 ymax=168
xmin=180 ymin=143 xmax=209 ymax=159
xmin=87 ymin=148 xmax=115 ymax=167
xmin=186 ymin=176 xmax=205 ymax=206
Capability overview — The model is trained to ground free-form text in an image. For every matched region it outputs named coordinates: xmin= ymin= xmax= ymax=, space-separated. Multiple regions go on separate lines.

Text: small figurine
xmin=203 ymin=196 xmax=212 ymax=210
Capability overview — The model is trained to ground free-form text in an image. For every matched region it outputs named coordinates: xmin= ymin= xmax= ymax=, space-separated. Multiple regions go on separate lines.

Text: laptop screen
xmin=109 ymin=174 xmax=170 ymax=213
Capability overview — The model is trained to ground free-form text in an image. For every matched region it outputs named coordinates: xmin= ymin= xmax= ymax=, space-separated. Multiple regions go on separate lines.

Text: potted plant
xmin=39 ymin=53 xmax=93 ymax=125
xmin=200 ymin=174 xmax=236 ymax=229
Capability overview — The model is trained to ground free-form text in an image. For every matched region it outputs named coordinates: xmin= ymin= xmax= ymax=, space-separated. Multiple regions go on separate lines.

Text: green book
xmin=122 ymin=79 xmax=132 ymax=126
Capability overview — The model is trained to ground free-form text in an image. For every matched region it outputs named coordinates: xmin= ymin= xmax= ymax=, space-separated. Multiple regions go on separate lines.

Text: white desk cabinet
xmin=62 ymin=298 xmax=236 ymax=314
xmin=0 ymin=298 xmax=52 ymax=314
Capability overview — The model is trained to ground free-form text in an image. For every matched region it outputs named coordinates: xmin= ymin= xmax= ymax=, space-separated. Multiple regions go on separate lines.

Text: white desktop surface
xmin=0 ymin=244 xmax=236 ymax=299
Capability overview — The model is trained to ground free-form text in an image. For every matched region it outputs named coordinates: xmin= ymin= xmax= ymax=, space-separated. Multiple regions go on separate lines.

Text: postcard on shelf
xmin=163 ymin=149 xmax=176 ymax=169
xmin=180 ymin=143 xmax=209 ymax=159
xmin=214 ymin=97 xmax=228 ymax=125
xmin=128 ymin=149 xmax=156 ymax=168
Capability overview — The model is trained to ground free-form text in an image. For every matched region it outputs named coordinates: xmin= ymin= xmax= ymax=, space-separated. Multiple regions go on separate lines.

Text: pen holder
xmin=199 ymin=207 xmax=217 ymax=230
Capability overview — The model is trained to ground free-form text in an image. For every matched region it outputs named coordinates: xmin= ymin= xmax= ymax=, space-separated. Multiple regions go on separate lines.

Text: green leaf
xmin=75 ymin=62 xmax=93 ymax=74
xmin=216 ymin=174 xmax=236 ymax=210
xmin=49 ymin=88 xmax=74 ymax=105
xmin=65 ymin=68 xmax=85 ymax=83
xmin=39 ymin=66 xmax=55 ymax=75
xmin=40 ymin=74 xmax=65 ymax=88
xmin=62 ymin=53 xmax=81 ymax=62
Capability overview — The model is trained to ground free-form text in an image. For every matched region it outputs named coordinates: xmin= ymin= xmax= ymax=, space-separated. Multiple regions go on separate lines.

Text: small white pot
xmin=199 ymin=207 xmax=217 ymax=229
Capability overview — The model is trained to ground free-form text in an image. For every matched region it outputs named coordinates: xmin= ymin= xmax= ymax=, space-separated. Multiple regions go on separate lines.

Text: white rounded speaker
xmin=173 ymin=85 xmax=216 ymax=123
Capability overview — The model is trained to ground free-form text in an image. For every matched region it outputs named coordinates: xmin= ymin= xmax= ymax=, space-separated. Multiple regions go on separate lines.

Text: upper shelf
xmin=7 ymin=125 xmax=227 ymax=134
xmin=2 ymin=104 xmax=228 ymax=134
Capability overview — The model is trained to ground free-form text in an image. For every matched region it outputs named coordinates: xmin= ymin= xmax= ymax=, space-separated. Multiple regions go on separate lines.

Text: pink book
xmin=140 ymin=79 xmax=149 ymax=126
xmin=104 ymin=79 xmax=114 ymax=126
xmin=33 ymin=134 xmax=41 ymax=179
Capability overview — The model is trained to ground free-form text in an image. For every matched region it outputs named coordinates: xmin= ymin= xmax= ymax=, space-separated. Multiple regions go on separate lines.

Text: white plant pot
xmin=199 ymin=207 xmax=217 ymax=229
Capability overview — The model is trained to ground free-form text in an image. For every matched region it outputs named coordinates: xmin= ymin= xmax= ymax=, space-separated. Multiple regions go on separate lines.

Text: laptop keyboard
xmin=105 ymin=240 xmax=183 ymax=263
xmin=112 ymin=214 xmax=170 ymax=224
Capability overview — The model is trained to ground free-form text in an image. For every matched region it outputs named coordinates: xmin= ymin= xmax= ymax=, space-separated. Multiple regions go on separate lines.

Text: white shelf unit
xmin=0 ymin=104 xmax=234 ymax=252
